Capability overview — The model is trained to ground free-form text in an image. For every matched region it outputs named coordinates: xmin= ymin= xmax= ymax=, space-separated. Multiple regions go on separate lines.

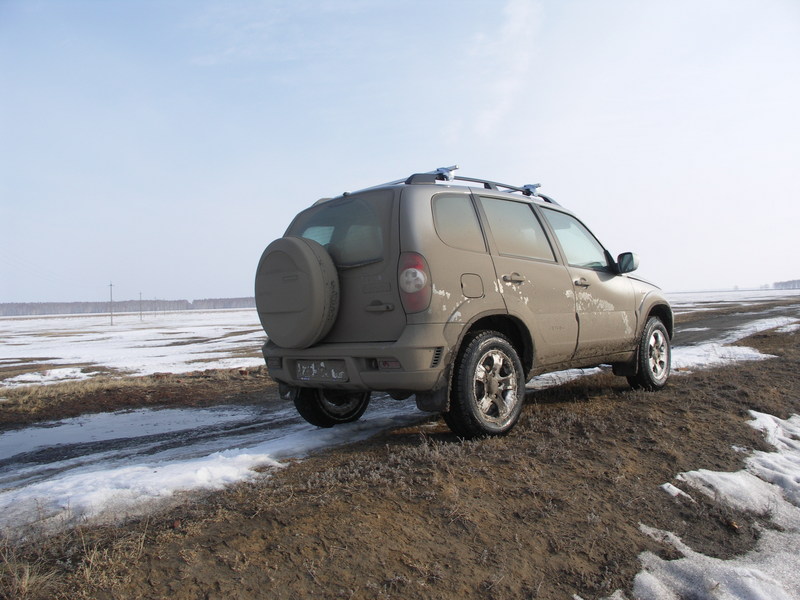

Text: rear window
xmin=286 ymin=190 xmax=393 ymax=267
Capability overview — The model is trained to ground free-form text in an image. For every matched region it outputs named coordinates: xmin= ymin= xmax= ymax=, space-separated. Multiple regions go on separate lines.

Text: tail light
xmin=398 ymin=252 xmax=431 ymax=313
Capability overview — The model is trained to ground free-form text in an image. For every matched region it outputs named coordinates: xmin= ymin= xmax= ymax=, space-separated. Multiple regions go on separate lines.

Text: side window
xmin=479 ymin=196 xmax=555 ymax=261
xmin=541 ymin=208 xmax=610 ymax=270
xmin=432 ymin=194 xmax=486 ymax=253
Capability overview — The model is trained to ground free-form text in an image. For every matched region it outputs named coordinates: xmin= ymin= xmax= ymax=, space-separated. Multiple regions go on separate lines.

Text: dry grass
xmin=3 ymin=375 xmax=152 ymax=405
xmin=0 ymin=537 xmax=59 ymax=600
xmin=0 ymin=367 xmax=275 ymax=428
xmin=4 ymin=367 xmax=268 ymax=403
xmin=0 ymin=520 xmax=154 ymax=600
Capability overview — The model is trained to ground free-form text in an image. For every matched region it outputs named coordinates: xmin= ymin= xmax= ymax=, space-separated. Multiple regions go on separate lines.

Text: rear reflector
xmin=378 ymin=358 xmax=402 ymax=370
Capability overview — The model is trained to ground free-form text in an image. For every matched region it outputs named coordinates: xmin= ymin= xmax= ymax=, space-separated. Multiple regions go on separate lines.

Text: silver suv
xmin=255 ymin=166 xmax=672 ymax=438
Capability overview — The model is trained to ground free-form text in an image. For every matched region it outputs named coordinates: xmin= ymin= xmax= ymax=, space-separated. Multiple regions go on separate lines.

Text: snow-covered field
xmin=1 ymin=289 xmax=797 ymax=389
xmin=0 ymin=289 xmax=799 ymax=598
xmin=0 ymin=308 xmax=266 ymax=388
xmin=667 ymin=288 xmax=800 ymax=313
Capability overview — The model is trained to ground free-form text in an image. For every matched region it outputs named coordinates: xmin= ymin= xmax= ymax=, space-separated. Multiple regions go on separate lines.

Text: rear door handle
xmin=365 ymin=302 xmax=395 ymax=312
xmin=502 ymin=273 xmax=525 ymax=284
xmin=574 ymin=277 xmax=590 ymax=288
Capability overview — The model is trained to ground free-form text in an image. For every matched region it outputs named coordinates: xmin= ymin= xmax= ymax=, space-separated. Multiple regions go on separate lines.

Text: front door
xmin=539 ymin=207 xmax=637 ymax=360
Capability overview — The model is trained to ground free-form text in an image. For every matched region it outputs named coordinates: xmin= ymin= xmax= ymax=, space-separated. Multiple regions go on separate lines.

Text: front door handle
xmin=574 ymin=277 xmax=590 ymax=288
xmin=502 ymin=273 xmax=525 ymax=284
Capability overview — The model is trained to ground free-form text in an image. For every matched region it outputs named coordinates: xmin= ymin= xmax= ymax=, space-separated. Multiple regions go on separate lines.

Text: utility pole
xmin=139 ymin=292 xmax=143 ymax=321
xmin=109 ymin=281 xmax=114 ymax=326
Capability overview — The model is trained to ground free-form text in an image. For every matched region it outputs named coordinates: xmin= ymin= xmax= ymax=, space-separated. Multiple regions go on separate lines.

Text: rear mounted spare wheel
xmin=255 ymin=236 xmax=339 ymax=349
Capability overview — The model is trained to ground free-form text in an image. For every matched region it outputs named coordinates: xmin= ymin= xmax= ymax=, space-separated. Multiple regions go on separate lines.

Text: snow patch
xmin=660 ymin=482 xmax=695 ymax=503
xmin=4 ymin=367 xmax=92 ymax=386
xmin=611 ymin=412 xmax=800 ymax=600
xmin=672 ymin=344 xmax=773 ymax=371
xmin=672 ymin=316 xmax=797 ymax=371
xmin=0 ymin=399 xmax=424 ymax=536
xmin=526 ymin=368 xmax=603 ymax=391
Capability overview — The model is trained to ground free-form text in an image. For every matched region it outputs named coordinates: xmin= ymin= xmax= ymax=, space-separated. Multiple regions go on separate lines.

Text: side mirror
xmin=617 ymin=252 xmax=639 ymax=274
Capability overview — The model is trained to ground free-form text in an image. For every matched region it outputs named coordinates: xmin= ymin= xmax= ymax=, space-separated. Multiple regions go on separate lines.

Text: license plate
xmin=296 ymin=360 xmax=348 ymax=382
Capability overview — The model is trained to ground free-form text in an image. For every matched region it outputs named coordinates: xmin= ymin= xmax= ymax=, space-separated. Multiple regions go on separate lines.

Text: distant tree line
xmin=0 ymin=297 xmax=256 ymax=317
xmin=774 ymin=280 xmax=800 ymax=290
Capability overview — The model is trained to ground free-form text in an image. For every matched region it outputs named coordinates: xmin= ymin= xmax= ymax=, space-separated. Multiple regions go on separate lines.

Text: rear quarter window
xmin=287 ymin=190 xmax=393 ymax=267
xmin=432 ymin=194 xmax=486 ymax=253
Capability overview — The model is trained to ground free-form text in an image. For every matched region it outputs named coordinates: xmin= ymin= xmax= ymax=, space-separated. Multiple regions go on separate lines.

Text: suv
xmin=255 ymin=166 xmax=672 ymax=438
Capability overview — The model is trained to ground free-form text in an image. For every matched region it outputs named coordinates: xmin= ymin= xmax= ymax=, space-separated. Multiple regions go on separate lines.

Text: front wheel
xmin=627 ymin=317 xmax=671 ymax=390
xmin=444 ymin=331 xmax=525 ymax=439
xmin=292 ymin=388 xmax=370 ymax=428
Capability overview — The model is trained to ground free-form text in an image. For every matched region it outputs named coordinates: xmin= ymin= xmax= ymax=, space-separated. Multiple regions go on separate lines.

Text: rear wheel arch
xmin=452 ymin=314 xmax=534 ymax=377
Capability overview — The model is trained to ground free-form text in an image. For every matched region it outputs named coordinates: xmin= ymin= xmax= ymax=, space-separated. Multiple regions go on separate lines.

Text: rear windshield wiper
xmin=335 ymin=258 xmax=383 ymax=270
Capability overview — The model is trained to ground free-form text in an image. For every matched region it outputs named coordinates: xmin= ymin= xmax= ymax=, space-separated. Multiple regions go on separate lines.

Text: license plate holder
xmin=296 ymin=360 xmax=348 ymax=382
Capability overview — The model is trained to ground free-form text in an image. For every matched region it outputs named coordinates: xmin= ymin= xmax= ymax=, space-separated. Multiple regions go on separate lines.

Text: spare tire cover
xmin=255 ymin=237 xmax=340 ymax=349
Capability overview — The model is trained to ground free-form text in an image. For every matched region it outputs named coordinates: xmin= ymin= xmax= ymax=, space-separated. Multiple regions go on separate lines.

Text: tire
xmin=627 ymin=317 xmax=671 ymax=390
xmin=292 ymin=388 xmax=370 ymax=428
xmin=255 ymin=236 xmax=339 ymax=349
xmin=444 ymin=331 xmax=526 ymax=439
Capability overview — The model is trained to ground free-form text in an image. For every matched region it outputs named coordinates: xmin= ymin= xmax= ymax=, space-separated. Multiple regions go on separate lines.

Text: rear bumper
xmin=262 ymin=324 xmax=452 ymax=393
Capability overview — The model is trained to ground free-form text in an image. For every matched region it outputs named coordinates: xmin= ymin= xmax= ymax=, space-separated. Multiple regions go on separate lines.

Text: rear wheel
xmin=627 ymin=317 xmax=671 ymax=390
xmin=444 ymin=331 xmax=525 ymax=439
xmin=292 ymin=388 xmax=370 ymax=428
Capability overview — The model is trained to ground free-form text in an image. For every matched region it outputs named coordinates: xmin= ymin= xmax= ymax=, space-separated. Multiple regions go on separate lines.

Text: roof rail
xmin=347 ymin=165 xmax=559 ymax=205
xmin=404 ymin=165 xmax=459 ymax=184
xmin=347 ymin=165 xmax=460 ymax=195
xmin=406 ymin=167 xmax=559 ymax=205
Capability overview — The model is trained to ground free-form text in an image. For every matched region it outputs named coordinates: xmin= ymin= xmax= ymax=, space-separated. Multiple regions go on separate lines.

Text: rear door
xmin=286 ymin=189 xmax=405 ymax=343
xmin=477 ymin=195 xmax=578 ymax=367
xmin=539 ymin=207 xmax=637 ymax=359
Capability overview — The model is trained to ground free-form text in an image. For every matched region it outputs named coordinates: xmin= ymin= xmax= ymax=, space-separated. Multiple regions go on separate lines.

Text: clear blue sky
xmin=2 ymin=0 xmax=799 ymax=303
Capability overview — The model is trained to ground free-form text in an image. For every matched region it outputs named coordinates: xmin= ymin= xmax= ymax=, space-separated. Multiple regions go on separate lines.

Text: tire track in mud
xmin=0 ymin=405 xmax=303 ymax=490
xmin=0 ymin=394 xmax=422 ymax=502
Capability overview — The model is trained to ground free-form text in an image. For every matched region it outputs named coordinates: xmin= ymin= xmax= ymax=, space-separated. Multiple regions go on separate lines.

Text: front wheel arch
xmin=647 ymin=303 xmax=674 ymax=339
